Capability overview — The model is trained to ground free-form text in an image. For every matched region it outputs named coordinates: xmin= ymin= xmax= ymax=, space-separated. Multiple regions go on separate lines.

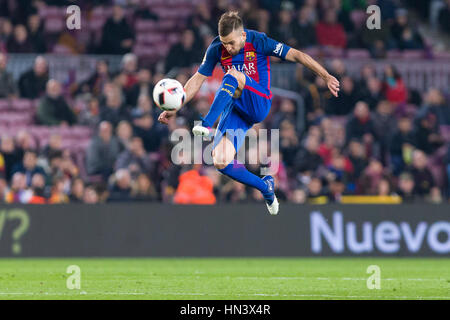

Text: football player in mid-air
xmin=158 ymin=11 xmax=340 ymax=215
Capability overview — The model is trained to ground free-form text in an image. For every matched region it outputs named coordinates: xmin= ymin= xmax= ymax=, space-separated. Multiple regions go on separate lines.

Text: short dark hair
xmin=218 ymin=11 xmax=243 ymax=37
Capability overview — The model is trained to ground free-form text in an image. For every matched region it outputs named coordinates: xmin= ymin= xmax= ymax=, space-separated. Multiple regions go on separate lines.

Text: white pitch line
xmin=228 ymin=276 xmax=447 ymax=282
xmin=0 ymin=292 xmax=448 ymax=299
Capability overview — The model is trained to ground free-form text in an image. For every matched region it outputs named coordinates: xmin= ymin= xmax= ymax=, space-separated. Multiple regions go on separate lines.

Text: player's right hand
xmin=158 ymin=110 xmax=177 ymax=125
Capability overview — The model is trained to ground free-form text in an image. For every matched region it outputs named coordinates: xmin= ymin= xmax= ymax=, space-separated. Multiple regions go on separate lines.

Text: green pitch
xmin=0 ymin=258 xmax=448 ymax=300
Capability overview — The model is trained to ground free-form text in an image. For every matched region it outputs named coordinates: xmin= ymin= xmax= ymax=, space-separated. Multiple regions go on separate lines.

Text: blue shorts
xmin=213 ymin=74 xmax=272 ymax=152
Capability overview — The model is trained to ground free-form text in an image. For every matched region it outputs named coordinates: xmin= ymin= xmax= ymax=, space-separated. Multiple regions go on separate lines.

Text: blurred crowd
xmin=0 ymin=0 xmax=449 ymax=205
xmin=1 ymin=0 xmax=447 ymax=58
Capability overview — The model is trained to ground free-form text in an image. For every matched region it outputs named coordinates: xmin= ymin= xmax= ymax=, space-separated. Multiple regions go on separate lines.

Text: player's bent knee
xmin=225 ymin=70 xmax=245 ymax=87
xmin=213 ymin=158 xmax=230 ymax=170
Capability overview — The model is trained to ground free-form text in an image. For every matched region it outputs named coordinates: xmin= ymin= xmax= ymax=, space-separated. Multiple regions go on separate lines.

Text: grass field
xmin=0 ymin=258 xmax=448 ymax=300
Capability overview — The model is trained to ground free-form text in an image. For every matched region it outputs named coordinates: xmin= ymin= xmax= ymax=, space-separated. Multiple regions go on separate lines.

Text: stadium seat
xmin=0 ymin=99 xmax=10 ymax=111
xmin=44 ymin=18 xmax=65 ymax=33
xmin=347 ymin=49 xmax=370 ymax=59
xmin=350 ymin=10 xmax=367 ymax=29
xmin=402 ymin=50 xmax=425 ymax=59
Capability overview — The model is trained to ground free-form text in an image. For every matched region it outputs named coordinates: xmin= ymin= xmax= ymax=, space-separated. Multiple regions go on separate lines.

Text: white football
xmin=152 ymin=78 xmax=186 ymax=111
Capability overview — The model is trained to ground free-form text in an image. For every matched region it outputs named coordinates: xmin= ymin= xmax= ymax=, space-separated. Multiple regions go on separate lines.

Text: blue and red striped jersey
xmin=198 ymin=29 xmax=292 ymax=97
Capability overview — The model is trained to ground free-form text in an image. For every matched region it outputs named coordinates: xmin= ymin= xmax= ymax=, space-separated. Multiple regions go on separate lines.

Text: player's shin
xmin=201 ymin=74 xmax=239 ymax=127
xmin=218 ymin=160 xmax=269 ymax=194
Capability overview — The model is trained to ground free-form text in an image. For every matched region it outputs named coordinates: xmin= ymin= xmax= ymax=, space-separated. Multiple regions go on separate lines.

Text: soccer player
xmin=158 ymin=11 xmax=340 ymax=215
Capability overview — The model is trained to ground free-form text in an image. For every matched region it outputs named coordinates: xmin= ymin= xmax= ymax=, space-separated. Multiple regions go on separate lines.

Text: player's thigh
xmin=234 ymin=75 xmax=272 ymax=123
xmin=212 ymin=108 xmax=251 ymax=169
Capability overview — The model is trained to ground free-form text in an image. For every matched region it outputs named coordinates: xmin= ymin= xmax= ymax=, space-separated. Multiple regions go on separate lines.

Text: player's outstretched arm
xmin=158 ymin=72 xmax=208 ymax=125
xmin=285 ymin=48 xmax=340 ymax=97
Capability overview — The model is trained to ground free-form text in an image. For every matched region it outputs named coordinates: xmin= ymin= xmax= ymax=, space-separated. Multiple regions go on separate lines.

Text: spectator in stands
xmin=377 ymin=176 xmax=395 ymax=196
xmin=377 ymin=0 xmax=398 ymax=21
xmin=408 ymin=149 xmax=435 ymax=197
xmin=329 ymin=59 xmax=347 ymax=80
xmin=315 ymin=9 xmax=347 ymax=48
xmin=79 ymin=60 xmax=111 ymax=97
xmin=0 ymin=18 xmax=13 ymax=46
xmin=41 ymin=132 xmax=63 ymax=162
xmin=0 ymin=177 xmax=7 ymax=202
xmin=47 ymin=150 xmax=63 ymax=183
xmin=116 ymin=120 xmax=133 ymax=152
xmin=132 ymin=112 xmax=167 ymax=152
xmin=389 ymin=117 xmax=416 ymax=175
xmin=382 ymin=65 xmax=408 ymax=104
xmin=290 ymin=188 xmax=307 ymax=204
xmin=361 ymin=77 xmax=384 ymax=111
xmin=18 ymin=55 xmax=49 ymax=99
xmin=391 ymin=8 xmax=424 ymax=50
xmin=326 ymin=76 xmax=361 ymax=115
xmin=417 ymin=88 xmax=450 ymax=126
xmin=131 ymin=173 xmax=158 ymax=202
xmin=99 ymin=4 xmax=134 ymax=54
xmin=270 ymin=2 xmax=296 ymax=47
xmin=120 ymin=53 xmax=139 ymax=90
xmin=359 ymin=15 xmax=393 ymax=57
xmin=438 ymin=0 xmax=450 ymax=34
xmin=292 ymin=5 xmax=316 ymax=48
xmin=48 ymin=177 xmax=69 ymax=204
xmin=305 ymin=176 xmax=327 ymax=204
xmin=165 ymin=29 xmax=200 ymax=73
xmin=0 ymin=135 xmax=20 ymax=181
xmin=27 ymin=13 xmax=46 ymax=53
xmin=358 ymin=64 xmax=377 ymax=89
xmin=78 ymin=97 xmax=100 ymax=128
xmin=271 ymin=98 xmax=298 ymax=130
xmin=107 ymin=168 xmax=133 ymax=202
xmin=115 ymin=136 xmax=152 ymax=178
xmin=345 ymin=101 xmax=377 ymax=147
xmin=83 ymin=185 xmax=99 ymax=204
xmin=99 ymin=82 xmax=129 ymax=127
xmin=395 ymin=172 xmax=416 ymax=203
xmin=326 ymin=148 xmax=354 ymax=186
xmin=134 ymin=1 xmax=159 ymax=20
xmin=69 ymin=178 xmax=84 ymax=203
xmin=36 ymin=79 xmax=77 ymax=126
xmin=398 ymin=27 xmax=424 ymax=50
xmin=126 ymin=68 xmax=153 ymax=107
xmin=14 ymin=130 xmax=35 ymax=161
xmin=413 ymin=111 xmax=444 ymax=155
xmin=4 ymin=172 xmax=30 ymax=203
xmin=428 ymin=186 xmax=443 ymax=204
xmin=372 ymin=100 xmax=397 ymax=162
xmin=11 ymin=150 xmax=46 ymax=186
xmin=447 ymin=145 xmax=450 ymax=198
xmin=347 ymin=139 xmax=368 ymax=184
xmin=86 ymin=121 xmax=121 ymax=179
xmin=327 ymin=176 xmax=346 ymax=202
xmin=294 ymin=135 xmax=323 ymax=174
xmin=239 ymin=0 xmax=259 ymax=31
xmin=131 ymin=94 xmax=157 ymax=123
xmin=359 ymin=158 xmax=386 ymax=195
xmin=7 ymin=24 xmax=33 ymax=53
xmin=28 ymin=173 xmax=47 ymax=204
xmin=0 ymin=53 xmax=17 ymax=98
xmin=279 ymin=120 xmax=300 ymax=169
xmin=51 ymin=149 xmax=79 ymax=186
xmin=254 ymin=8 xmax=271 ymax=35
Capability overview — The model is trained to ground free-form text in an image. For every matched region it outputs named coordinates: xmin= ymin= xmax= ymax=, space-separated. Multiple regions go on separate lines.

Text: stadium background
xmin=0 ymin=0 xmax=449 ymax=301
xmin=0 ymin=0 xmax=448 ymax=205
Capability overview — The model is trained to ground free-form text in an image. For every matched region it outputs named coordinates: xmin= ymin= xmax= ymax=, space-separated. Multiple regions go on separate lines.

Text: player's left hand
xmin=325 ymin=75 xmax=340 ymax=97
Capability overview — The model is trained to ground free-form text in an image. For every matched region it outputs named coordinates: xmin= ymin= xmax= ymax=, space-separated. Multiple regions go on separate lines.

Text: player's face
xmin=220 ymin=29 xmax=246 ymax=56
